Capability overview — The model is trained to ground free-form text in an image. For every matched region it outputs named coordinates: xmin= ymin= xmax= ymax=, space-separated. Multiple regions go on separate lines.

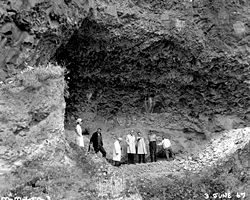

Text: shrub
xmin=16 ymin=63 xmax=65 ymax=89
xmin=35 ymin=64 xmax=65 ymax=82
xmin=16 ymin=70 xmax=42 ymax=89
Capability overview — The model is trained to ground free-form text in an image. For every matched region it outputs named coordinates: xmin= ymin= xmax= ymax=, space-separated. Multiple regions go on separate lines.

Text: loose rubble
xmin=118 ymin=127 xmax=250 ymax=181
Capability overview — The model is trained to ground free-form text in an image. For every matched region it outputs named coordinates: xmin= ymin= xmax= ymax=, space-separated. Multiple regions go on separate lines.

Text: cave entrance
xmin=53 ymin=17 xmax=248 ymax=134
xmin=52 ymin=17 xmax=250 ymax=164
xmin=54 ymin=18 xmax=181 ymax=128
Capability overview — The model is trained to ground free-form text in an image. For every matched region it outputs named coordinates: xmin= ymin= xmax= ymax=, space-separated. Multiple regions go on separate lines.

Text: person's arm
xmin=157 ymin=140 xmax=163 ymax=146
xmin=134 ymin=136 xmax=138 ymax=147
xmin=168 ymin=140 xmax=172 ymax=147
xmin=101 ymin=134 xmax=103 ymax=146
xmin=88 ymin=134 xmax=93 ymax=152
xmin=142 ymin=138 xmax=147 ymax=153
xmin=114 ymin=142 xmax=119 ymax=155
xmin=136 ymin=137 xmax=141 ymax=147
xmin=147 ymin=134 xmax=150 ymax=142
xmin=125 ymin=135 xmax=129 ymax=145
xmin=76 ymin=125 xmax=82 ymax=136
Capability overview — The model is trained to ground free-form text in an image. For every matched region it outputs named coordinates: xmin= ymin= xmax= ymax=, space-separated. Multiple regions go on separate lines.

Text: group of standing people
xmin=122 ymin=130 xmax=175 ymax=165
xmin=125 ymin=130 xmax=147 ymax=164
xmin=75 ymin=118 xmax=174 ymax=167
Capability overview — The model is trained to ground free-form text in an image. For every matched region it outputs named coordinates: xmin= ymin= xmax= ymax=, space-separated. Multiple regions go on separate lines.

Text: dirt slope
xmin=117 ymin=127 xmax=250 ymax=200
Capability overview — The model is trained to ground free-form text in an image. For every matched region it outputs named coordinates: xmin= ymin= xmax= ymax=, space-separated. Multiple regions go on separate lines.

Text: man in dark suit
xmin=88 ymin=128 xmax=106 ymax=157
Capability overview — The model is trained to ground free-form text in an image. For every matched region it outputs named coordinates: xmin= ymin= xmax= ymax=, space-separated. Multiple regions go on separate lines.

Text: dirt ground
xmin=65 ymin=113 xmax=210 ymax=162
xmin=65 ymin=117 xmax=250 ymax=200
xmin=1 ymin=118 xmax=249 ymax=200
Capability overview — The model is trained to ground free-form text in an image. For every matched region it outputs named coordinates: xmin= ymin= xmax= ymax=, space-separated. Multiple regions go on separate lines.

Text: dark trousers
xmin=127 ymin=153 xmax=135 ymax=164
xmin=138 ymin=154 xmax=146 ymax=163
xmin=149 ymin=141 xmax=157 ymax=162
xmin=165 ymin=147 xmax=174 ymax=160
xmin=94 ymin=146 xmax=106 ymax=157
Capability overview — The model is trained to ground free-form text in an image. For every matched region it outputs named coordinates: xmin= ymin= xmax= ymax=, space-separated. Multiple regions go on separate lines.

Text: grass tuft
xmin=15 ymin=63 xmax=65 ymax=89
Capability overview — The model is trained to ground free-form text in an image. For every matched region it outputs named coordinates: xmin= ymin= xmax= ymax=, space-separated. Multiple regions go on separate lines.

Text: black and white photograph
xmin=0 ymin=0 xmax=249 ymax=199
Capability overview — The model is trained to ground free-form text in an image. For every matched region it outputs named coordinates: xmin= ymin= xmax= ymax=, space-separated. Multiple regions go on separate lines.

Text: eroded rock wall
xmin=0 ymin=0 xmax=92 ymax=180
xmin=0 ymin=66 xmax=66 ymax=170
xmin=0 ymin=0 xmax=249 ymax=199
xmin=0 ymin=0 xmax=90 ymax=80
xmin=55 ymin=0 xmax=250 ymax=132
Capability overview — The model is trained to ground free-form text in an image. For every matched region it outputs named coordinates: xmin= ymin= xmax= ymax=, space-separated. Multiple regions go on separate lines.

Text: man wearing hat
xmin=76 ymin=118 xmax=84 ymax=147
xmin=113 ymin=137 xmax=123 ymax=166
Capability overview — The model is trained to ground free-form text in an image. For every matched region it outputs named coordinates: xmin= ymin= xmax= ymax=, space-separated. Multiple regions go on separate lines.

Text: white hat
xmin=76 ymin=118 xmax=82 ymax=123
xmin=118 ymin=137 xmax=123 ymax=141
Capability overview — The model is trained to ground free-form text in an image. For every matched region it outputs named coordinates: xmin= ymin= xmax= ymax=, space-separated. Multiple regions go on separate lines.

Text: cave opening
xmin=54 ymin=18 xmax=200 ymax=126
xmin=56 ymin=19 xmax=188 ymax=120
xmin=54 ymin=18 xmax=249 ymax=134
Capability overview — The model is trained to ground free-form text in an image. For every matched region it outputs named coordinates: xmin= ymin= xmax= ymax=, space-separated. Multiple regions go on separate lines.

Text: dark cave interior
xmin=54 ymin=18 xmax=250 ymax=124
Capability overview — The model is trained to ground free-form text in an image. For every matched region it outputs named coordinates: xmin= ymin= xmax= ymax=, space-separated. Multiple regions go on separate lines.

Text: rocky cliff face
xmin=1 ymin=0 xmax=249 ymax=129
xmin=0 ymin=0 xmax=90 ymax=80
xmin=0 ymin=0 xmax=89 ymax=196
xmin=0 ymin=0 xmax=250 ymax=199
xmin=55 ymin=0 xmax=250 ymax=132
xmin=0 ymin=65 xmax=66 ymax=172
xmin=0 ymin=0 xmax=96 ymax=177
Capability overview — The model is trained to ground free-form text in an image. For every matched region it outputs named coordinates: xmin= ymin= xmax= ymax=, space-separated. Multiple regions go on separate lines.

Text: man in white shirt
xmin=148 ymin=131 xmax=157 ymax=162
xmin=157 ymin=136 xmax=174 ymax=161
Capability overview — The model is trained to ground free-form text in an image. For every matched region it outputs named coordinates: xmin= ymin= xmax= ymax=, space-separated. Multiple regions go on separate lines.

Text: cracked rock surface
xmin=0 ymin=0 xmax=90 ymax=80
xmin=55 ymin=0 xmax=250 ymax=128
xmin=0 ymin=0 xmax=250 ymax=199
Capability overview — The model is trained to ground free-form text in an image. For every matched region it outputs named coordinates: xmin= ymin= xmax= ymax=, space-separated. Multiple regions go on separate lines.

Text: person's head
xmin=130 ymin=130 xmax=135 ymax=135
xmin=137 ymin=132 xmax=141 ymax=136
xmin=76 ymin=118 xmax=82 ymax=124
xmin=97 ymin=128 xmax=102 ymax=133
xmin=117 ymin=137 xmax=123 ymax=142
xmin=149 ymin=130 xmax=154 ymax=135
xmin=163 ymin=135 xmax=169 ymax=140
